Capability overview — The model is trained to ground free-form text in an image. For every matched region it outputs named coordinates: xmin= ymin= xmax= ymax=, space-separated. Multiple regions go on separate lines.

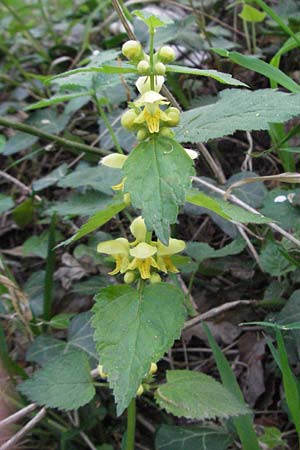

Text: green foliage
xmin=176 ymin=89 xmax=300 ymax=143
xmin=203 ymin=324 xmax=260 ymax=450
xmin=133 ymin=10 xmax=166 ymax=30
xmin=19 ymin=350 xmax=95 ymax=410
xmin=261 ymin=188 xmax=300 ymax=230
xmin=47 ymin=191 xmax=113 ymax=217
xmin=155 ymin=370 xmax=249 ymax=419
xmin=186 ymin=237 xmax=246 ymax=263
xmin=92 ymin=283 xmax=185 ymax=415
xmin=239 ymin=4 xmax=266 ymax=22
xmin=167 ymin=65 xmax=248 ymax=86
xmin=186 ymin=190 xmax=270 ymax=224
xmin=32 ymin=163 xmax=68 ymax=192
xmin=0 ymin=194 xmax=14 ymax=214
xmin=260 ymin=241 xmax=297 ymax=276
xmin=155 ymin=424 xmax=234 ymax=450
xmin=23 ymin=230 xmax=63 ymax=258
xmin=123 ymin=137 xmax=194 ymax=244
xmin=214 ymin=50 xmax=300 ymax=93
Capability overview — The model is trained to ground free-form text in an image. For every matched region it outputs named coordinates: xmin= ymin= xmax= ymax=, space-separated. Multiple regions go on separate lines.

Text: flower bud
xmin=149 ymin=362 xmax=158 ymax=374
xmin=124 ymin=193 xmax=131 ymax=205
xmin=98 ymin=364 xmax=108 ymax=379
xmin=158 ymin=45 xmax=176 ymax=63
xmin=136 ymin=384 xmax=144 ymax=396
xmin=154 ymin=62 xmax=166 ymax=76
xmin=124 ymin=271 xmax=136 ymax=284
xmin=122 ymin=40 xmax=143 ymax=60
xmin=101 ymin=153 xmax=127 ymax=169
xmin=160 ymin=127 xmax=174 ymax=138
xmin=136 ymin=128 xmax=148 ymax=141
xmin=150 ymin=273 xmax=161 ymax=284
xmin=137 ymin=60 xmax=150 ymax=75
xmin=121 ymin=109 xmax=138 ymax=130
xmin=167 ymin=107 xmax=180 ymax=126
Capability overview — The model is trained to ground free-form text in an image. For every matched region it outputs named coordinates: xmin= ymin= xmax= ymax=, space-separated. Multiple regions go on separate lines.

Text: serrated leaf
xmin=18 ymin=350 xmax=95 ymax=410
xmin=92 ymin=283 xmax=185 ymax=415
xmin=133 ymin=10 xmax=166 ymax=30
xmin=0 ymin=194 xmax=14 ymax=214
xmin=155 ymin=424 xmax=233 ymax=450
xmin=26 ymin=335 xmax=67 ymax=366
xmin=176 ymin=89 xmax=300 ymax=144
xmin=155 ymin=370 xmax=249 ymax=419
xmin=123 ymin=137 xmax=194 ymax=244
xmin=186 ymin=190 xmax=270 ymax=224
xmin=167 ymin=65 xmax=247 ymax=87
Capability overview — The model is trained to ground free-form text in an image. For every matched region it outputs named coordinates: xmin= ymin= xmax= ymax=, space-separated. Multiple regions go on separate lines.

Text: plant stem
xmin=126 ymin=398 xmax=136 ymax=450
xmin=43 ymin=214 xmax=56 ymax=321
xmin=0 ymin=117 xmax=110 ymax=157
xmin=251 ymin=22 xmax=257 ymax=54
xmin=94 ymin=94 xmax=123 ymax=154
xmin=242 ymin=19 xmax=252 ymax=53
xmin=149 ymin=30 xmax=155 ymax=90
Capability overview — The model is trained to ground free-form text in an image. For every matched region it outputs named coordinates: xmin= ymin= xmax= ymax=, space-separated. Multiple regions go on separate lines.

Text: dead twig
xmin=184 ymin=300 xmax=257 ymax=329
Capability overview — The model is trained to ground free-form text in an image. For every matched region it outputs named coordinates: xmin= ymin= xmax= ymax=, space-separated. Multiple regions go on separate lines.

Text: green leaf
xmin=18 ymin=350 xmax=95 ymax=410
xmin=49 ymin=313 xmax=75 ymax=329
xmin=155 ymin=370 xmax=249 ymax=419
xmin=25 ymin=93 xmax=91 ymax=111
xmin=133 ymin=10 xmax=166 ymax=30
xmin=166 ymin=65 xmax=248 ymax=87
xmin=0 ymin=194 xmax=14 ymax=214
xmin=92 ymin=283 xmax=185 ymax=415
xmin=186 ymin=237 xmax=246 ymax=263
xmin=0 ymin=134 xmax=6 ymax=152
xmin=186 ymin=190 xmax=270 ymax=224
xmin=176 ymin=89 xmax=300 ymax=144
xmin=58 ymin=164 xmax=121 ymax=196
xmin=155 ymin=424 xmax=233 ymax=450
xmin=32 ymin=163 xmax=68 ymax=192
xmin=123 ymin=137 xmax=194 ymax=244
xmin=213 ymin=51 xmax=300 ymax=93
xmin=261 ymin=188 xmax=300 ymax=231
xmin=26 ymin=312 xmax=97 ymax=366
xmin=47 ymin=191 xmax=113 ymax=217
xmin=239 ymin=4 xmax=266 ymax=22
xmin=260 ymin=242 xmax=297 ymax=276
xmin=23 ymin=230 xmax=63 ymax=259
xmin=203 ymin=324 xmax=260 ymax=450
xmin=58 ymin=198 xmax=126 ymax=246
xmin=13 ymin=198 xmax=34 ymax=228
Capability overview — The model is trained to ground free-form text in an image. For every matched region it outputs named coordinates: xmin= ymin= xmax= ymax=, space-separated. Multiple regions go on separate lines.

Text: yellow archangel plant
xmin=97 ymin=216 xmax=185 ymax=281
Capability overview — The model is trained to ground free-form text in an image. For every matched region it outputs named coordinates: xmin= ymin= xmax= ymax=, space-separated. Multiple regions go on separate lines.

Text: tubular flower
xmin=130 ymin=216 xmax=147 ymax=243
xmin=128 ymin=243 xmax=159 ymax=279
xmin=134 ymin=91 xmax=169 ymax=134
xmin=97 ymin=238 xmax=130 ymax=275
xmin=156 ymin=239 xmax=186 ymax=273
xmin=101 ymin=153 xmax=128 ymax=169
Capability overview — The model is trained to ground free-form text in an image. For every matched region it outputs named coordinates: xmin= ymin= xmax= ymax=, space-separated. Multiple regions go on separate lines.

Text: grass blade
xmin=203 ymin=323 xmax=260 ymax=450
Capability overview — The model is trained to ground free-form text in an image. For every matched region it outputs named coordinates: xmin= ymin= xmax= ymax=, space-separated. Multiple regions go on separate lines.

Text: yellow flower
xmin=134 ymin=91 xmax=169 ymax=134
xmin=97 ymin=238 xmax=130 ymax=275
xmin=128 ymin=242 xmax=159 ymax=279
xmin=156 ymin=239 xmax=186 ymax=273
xmin=101 ymin=153 xmax=128 ymax=169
